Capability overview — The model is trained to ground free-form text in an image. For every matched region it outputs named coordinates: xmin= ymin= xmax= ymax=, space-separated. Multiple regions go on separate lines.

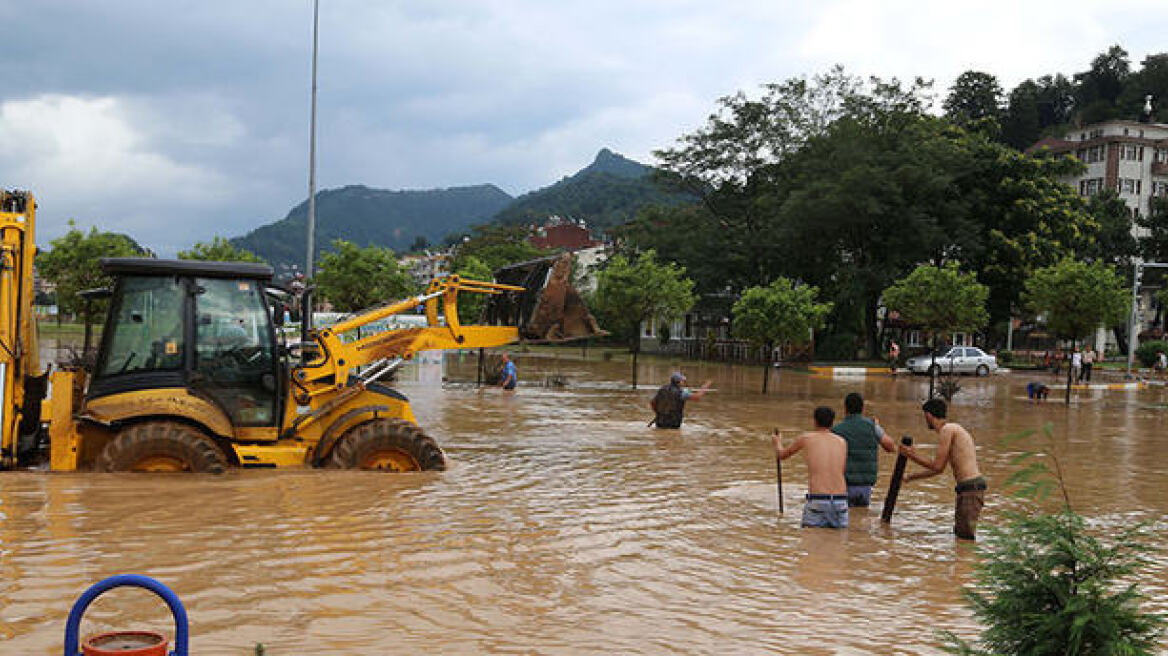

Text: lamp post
xmin=1127 ymin=262 xmax=1168 ymax=377
xmin=302 ymin=0 xmax=320 ymax=353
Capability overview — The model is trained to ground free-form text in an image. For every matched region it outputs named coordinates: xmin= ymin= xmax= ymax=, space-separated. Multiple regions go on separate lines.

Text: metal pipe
xmin=302 ymin=0 xmax=320 ymax=359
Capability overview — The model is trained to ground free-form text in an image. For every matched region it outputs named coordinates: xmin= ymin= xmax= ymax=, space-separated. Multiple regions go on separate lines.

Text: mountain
xmin=231 ymin=184 xmax=513 ymax=271
xmin=489 ymin=148 xmax=696 ymax=231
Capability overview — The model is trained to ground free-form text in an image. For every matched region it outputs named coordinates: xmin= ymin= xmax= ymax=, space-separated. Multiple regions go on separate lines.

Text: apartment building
xmin=1030 ymin=119 xmax=1168 ymax=219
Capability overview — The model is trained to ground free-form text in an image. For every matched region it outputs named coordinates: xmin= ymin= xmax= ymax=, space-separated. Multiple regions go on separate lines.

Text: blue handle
xmin=63 ymin=574 xmax=189 ymax=656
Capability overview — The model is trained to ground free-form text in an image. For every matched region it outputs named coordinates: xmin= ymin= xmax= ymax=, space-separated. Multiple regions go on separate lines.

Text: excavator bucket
xmin=484 ymin=253 xmax=606 ymax=342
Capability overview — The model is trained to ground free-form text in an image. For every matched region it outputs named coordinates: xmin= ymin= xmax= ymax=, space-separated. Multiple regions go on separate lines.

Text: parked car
xmin=905 ymin=346 xmax=998 ymax=376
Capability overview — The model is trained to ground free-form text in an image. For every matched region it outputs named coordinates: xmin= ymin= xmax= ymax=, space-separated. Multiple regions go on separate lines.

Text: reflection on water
xmin=2 ymin=349 xmax=1167 ymax=653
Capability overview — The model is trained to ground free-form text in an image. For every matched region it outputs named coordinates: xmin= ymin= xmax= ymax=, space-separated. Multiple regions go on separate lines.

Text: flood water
xmin=3 ymin=349 xmax=1167 ymax=654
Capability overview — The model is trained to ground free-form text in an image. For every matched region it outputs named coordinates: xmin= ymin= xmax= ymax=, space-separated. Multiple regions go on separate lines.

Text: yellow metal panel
xmin=233 ymin=426 xmax=279 ymax=442
xmin=47 ymin=371 xmax=81 ymax=471
xmin=232 ymin=443 xmax=312 ymax=468
xmin=82 ymin=389 xmax=235 ymax=438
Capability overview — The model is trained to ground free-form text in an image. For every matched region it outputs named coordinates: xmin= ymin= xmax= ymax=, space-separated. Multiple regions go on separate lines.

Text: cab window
xmin=96 ymin=276 xmax=185 ymax=377
xmin=194 ymin=278 xmax=277 ymax=426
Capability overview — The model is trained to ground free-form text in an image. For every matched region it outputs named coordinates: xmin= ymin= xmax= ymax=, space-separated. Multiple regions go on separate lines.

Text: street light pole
xmin=1127 ymin=261 xmax=1168 ymax=377
xmin=302 ymin=0 xmax=320 ymax=353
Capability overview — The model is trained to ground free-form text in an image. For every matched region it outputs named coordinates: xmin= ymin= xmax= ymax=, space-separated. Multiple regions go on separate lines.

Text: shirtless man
xmin=898 ymin=399 xmax=985 ymax=540
xmin=772 ymin=407 xmax=849 ymax=529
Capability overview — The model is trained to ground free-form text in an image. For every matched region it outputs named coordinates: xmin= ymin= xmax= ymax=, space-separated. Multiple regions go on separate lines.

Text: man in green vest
xmin=832 ymin=392 xmax=897 ymax=507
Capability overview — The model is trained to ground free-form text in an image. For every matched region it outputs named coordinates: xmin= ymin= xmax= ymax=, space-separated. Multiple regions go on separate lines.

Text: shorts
xmin=802 ymin=495 xmax=849 ymax=529
xmin=954 ymin=477 xmax=987 ymax=540
xmin=846 ymin=485 xmax=872 ymax=508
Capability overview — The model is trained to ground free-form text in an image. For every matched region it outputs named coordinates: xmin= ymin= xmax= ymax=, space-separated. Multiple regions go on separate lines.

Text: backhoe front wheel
xmin=326 ymin=418 xmax=446 ymax=472
xmin=98 ymin=421 xmax=228 ymax=474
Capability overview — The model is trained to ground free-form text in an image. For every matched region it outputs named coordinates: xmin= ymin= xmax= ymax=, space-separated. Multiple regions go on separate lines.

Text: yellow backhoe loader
xmin=0 ymin=189 xmax=602 ymax=473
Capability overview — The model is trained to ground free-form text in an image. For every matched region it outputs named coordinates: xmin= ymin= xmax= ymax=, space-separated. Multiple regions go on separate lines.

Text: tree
xmin=594 ymin=250 xmax=696 ymax=387
xmin=451 ymin=224 xmax=549 ymax=273
xmin=313 ymin=240 xmax=416 ymax=313
xmin=1023 ymin=260 xmax=1129 ymax=404
xmin=1137 ymin=197 xmax=1168 ymax=263
xmin=943 ymin=71 xmax=1004 ymax=134
xmin=1001 ymin=80 xmax=1042 ymax=149
xmin=453 ymin=255 xmax=493 ymax=323
xmin=942 ymin=424 xmax=1164 ymax=655
xmin=1075 ymin=45 xmax=1131 ymax=123
xmin=732 ymin=278 xmax=831 ymax=393
xmin=882 ymin=263 xmax=989 ymax=397
xmin=36 ymin=221 xmax=147 ymax=351
xmin=177 ymin=236 xmax=264 ymax=263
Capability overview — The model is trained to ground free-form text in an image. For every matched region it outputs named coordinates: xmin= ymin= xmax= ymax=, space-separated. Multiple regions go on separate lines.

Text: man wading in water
xmin=649 ymin=372 xmax=710 ymax=428
xmin=833 ymin=392 xmax=896 ymax=508
xmin=772 ymin=406 xmax=849 ymax=528
xmin=899 ymin=399 xmax=986 ymax=540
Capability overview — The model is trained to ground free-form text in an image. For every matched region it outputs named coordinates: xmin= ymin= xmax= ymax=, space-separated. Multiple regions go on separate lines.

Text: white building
xmin=1031 ymin=118 xmax=1168 ymax=347
xmin=1031 ymin=118 xmax=1168 ymax=220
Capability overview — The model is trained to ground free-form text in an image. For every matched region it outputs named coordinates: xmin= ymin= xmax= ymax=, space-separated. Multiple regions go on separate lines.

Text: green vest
xmin=832 ymin=414 xmax=880 ymax=486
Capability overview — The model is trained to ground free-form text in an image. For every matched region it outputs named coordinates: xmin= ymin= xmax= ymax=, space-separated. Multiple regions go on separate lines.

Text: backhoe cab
xmin=6 ymin=247 xmax=602 ymax=474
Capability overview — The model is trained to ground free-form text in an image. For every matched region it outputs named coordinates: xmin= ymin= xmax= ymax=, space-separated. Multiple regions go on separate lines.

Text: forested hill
xmin=490 ymin=148 xmax=696 ymax=230
xmin=230 ymin=184 xmax=513 ymax=270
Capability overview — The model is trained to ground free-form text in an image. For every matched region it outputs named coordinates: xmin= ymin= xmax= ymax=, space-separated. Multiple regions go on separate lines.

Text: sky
xmin=1 ymin=0 xmax=1166 ymax=256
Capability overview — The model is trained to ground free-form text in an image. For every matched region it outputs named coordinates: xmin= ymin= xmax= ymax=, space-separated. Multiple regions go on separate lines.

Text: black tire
xmin=326 ymin=418 xmax=446 ymax=472
xmin=98 ymin=421 xmax=228 ymax=473
xmin=976 ymin=364 xmax=990 ymax=377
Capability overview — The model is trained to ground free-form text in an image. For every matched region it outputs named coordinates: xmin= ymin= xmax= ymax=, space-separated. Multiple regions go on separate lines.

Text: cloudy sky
xmin=1 ymin=0 xmax=1165 ymax=256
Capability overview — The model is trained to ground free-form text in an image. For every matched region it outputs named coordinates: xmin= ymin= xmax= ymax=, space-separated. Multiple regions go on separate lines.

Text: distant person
xmin=899 ymin=399 xmax=986 ymax=540
xmin=498 ymin=353 xmax=518 ymax=391
xmin=772 ymin=406 xmax=849 ymax=529
xmin=1070 ymin=347 xmax=1083 ymax=383
xmin=832 ymin=392 xmax=896 ymax=508
xmin=1081 ymin=346 xmax=1095 ymax=383
xmin=1157 ymin=350 xmax=1168 ymax=380
xmin=1026 ymin=381 xmax=1050 ymax=403
xmin=888 ymin=340 xmax=900 ymax=373
xmin=650 ymin=372 xmax=711 ymax=429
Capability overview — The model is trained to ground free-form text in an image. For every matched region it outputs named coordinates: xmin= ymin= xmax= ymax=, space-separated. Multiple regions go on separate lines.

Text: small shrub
xmin=997 ymin=350 xmax=1013 ymax=366
xmin=1135 ymin=340 xmax=1168 ymax=368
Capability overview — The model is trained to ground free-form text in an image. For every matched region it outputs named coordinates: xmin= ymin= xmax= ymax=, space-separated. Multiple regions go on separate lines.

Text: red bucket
xmin=82 ymin=630 xmax=168 ymax=656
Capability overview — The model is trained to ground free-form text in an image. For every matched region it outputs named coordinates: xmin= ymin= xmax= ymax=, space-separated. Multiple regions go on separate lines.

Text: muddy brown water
xmin=3 ymin=349 xmax=1168 ymax=654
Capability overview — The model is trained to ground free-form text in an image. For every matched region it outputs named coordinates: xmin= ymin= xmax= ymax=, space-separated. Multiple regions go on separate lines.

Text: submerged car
xmin=905 ymin=346 xmax=998 ymax=376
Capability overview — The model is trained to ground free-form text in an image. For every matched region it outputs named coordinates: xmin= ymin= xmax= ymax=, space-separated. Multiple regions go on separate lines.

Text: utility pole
xmin=302 ymin=0 xmax=320 ymax=353
xmin=1127 ymin=262 xmax=1168 ymax=377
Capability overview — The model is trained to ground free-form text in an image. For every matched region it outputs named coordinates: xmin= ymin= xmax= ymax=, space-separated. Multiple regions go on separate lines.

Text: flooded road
xmin=3 ymin=351 xmax=1167 ymax=654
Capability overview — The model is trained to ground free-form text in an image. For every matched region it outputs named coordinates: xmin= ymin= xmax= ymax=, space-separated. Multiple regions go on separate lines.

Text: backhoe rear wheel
xmin=326 ymin=418 xmax=446 ymax=472
xmin=98 ymin=421 xmax=228 ymax=474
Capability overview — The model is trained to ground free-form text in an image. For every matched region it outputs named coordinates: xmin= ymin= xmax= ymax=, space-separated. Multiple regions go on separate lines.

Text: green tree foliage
xmin=942 ymin=424 xmax=1164 ymax=655
xmin=1083 ymin=190 xmax=1139 ymax=269
xmin=178 ymin=236 xmax=265 ymax=263
xmin=943 ymin=71 xmax=1004 ymax=134
xmin=1137 ymin=197 xmax=1168 ymax=262
xmin=452 ymin=255 xmax=493 ymax=323
xmin=882 ymin=263 xmax=990 ymax=338
xmin=732 ymin=278 xmax=831 ymax=392
xmin=594 ymin=250 xmax=696 ymax=387
xmin=37 ymin=221 xmax=147 ymax=341
xmin=1001 ymin=79 xmax=1042 ymax=150
xmin=1023 ymin=260 xmax=1129 ymax=404
xmin=313 ymin=240 xmax=416 ymax=312
xmin=451 ymin=224 xmax=549 ymax=273
xmin=1075 ymin=45 xmax=1132 ymax=124
xmin=1023 ymin=259 xmax=1129 ymax=342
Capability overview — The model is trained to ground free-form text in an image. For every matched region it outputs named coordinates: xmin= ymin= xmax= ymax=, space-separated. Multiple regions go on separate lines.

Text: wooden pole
xmin=774 ymin=428 xmax=784 ymax=514
xmin=881 ymin=436 xmax=913 ymax=523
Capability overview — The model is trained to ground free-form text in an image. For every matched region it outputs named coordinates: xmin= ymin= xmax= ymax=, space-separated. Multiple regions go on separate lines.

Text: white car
xmin=905 ymin=346 xmax=998 ymax=377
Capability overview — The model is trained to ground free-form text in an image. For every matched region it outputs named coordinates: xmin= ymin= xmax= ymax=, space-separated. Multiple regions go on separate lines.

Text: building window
xmin=906 ymin=330 xmax=922 ymax=347
xmin=1153 ymin=181 xmax=1168 ymax=197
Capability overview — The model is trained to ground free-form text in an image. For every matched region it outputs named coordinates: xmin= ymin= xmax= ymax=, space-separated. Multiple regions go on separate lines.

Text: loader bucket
xmin=484 ymin=253 xmax=606 ymax=342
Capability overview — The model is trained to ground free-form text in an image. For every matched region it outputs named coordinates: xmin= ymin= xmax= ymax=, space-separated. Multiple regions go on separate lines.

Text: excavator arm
xmin=292 ymin=253 xmax=603 ymax=398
